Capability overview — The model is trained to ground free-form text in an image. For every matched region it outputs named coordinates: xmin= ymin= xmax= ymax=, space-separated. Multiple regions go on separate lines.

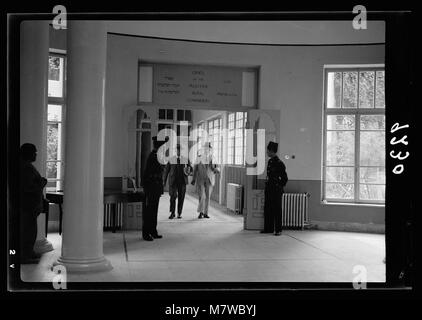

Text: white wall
xmin=105 ymin=34 xmax=385 ymax=181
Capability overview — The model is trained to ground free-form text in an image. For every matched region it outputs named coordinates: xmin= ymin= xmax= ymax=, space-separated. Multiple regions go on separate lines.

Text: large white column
xmin=20 ymin=20 xmax=54 ymax=254
xmin=55 ymin=21 xmax=112 ymax=272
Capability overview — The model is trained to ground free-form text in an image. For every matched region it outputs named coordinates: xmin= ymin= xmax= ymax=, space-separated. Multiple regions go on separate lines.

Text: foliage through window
xmin=324 ymin=67 xmax=385 ymax=204
xmin=46 ymin=53 xmax=66 ymax=191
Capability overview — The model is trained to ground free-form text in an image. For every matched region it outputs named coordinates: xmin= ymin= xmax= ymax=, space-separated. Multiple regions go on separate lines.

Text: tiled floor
xmin=21 ymin=193 xmax=385 ymax=283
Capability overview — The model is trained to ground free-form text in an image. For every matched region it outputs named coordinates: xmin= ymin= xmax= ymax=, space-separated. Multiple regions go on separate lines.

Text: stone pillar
xmin=55 ymin=21 xmax=112 ymax=272
xmin=20 ymin=20 xmax=54 ymax=254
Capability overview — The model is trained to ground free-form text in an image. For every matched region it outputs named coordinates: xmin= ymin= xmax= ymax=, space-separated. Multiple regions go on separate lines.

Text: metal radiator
xmin=226 ymin=183 xmax=243 ymax=214
xmin=282 ymin=193 xmax=310 ymax=229
xmin=103 ymin=203 xmax=124 ymax=229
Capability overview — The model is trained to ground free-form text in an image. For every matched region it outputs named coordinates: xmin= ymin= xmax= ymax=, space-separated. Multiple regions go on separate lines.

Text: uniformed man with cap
xmin=261 ymin=141 xmax=288 ymax=236
xmin=142 ymin=136 xmax=165 ymax=241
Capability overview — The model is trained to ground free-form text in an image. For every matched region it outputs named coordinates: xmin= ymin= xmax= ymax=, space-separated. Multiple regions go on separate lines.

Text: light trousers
xmin=196 ymin=180 xmax=213 ymax=215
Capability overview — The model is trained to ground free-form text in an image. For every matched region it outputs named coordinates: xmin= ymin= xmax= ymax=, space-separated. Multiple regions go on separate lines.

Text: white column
xmin=20 ymin=20 xmax=54 ymax=254
xmin=55 ymin=21 xmax=112 ymax=272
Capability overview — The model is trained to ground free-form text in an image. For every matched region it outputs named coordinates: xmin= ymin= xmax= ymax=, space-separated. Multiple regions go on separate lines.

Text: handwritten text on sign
xmin=153 ymin=64 xmax=244 ymax=107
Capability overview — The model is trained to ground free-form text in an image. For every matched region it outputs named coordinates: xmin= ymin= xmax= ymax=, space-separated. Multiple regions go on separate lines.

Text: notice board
xmin=148 ymin=63 xmax=251 ymax=108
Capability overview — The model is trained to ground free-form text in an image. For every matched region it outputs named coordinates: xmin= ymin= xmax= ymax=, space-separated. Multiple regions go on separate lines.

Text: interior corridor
xmin=21 ymin=193 xmax=385 ymax=283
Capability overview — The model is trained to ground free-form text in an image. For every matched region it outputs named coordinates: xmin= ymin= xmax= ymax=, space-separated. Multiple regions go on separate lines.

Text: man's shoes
xmin=260 ymin=230 xmax=271 ymax=234
xmin=177 ymin=214 xmax=182 ymax=219
xmin=198 ymin=212 xmax=204 ymax=219
xmin=152 ymin=234 xmax=163 ymax=239
xmin=143 ymin=235 xmax=154 ymax=241
xmin=274 ymin=231 xmax=282 ymax=236
xmin=203 ymin=214 xmax=210 ymax=219
xmin=169 ymin=213 xmax=175 ymax=219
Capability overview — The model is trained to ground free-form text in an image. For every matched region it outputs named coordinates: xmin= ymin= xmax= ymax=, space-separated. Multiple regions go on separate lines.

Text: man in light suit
xmin=191 ymin=143 xmax=219 ymax=219
xmin=163 ymin=144 xmax=192 ymax=219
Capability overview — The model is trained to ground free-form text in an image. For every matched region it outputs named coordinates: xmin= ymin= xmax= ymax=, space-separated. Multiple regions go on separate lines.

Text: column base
xmin=53 ymin=256 xmax=113 ymax=273
xmin=34 ymin=237 xmax=54 ymax=254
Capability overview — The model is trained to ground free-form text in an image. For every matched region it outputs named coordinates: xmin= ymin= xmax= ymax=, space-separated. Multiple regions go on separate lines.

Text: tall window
xmin=46 ymin=53 xmax=66 ymax=192
xmin=227 ymin=111 xmax=248 ymax=165
xmin=196 ymin=122 xmax=205 ymax=146
xmin=323 ymin=67 xmax=385 ymax=204
xmin=208 ymin=117 xmax=222 ymax=164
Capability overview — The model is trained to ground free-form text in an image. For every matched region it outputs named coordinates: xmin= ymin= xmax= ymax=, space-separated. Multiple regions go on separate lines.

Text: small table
xmin=45 ymin=191 xmax=64 ymax=235
xmin=46 ymin=189 xmax=145 ymax=234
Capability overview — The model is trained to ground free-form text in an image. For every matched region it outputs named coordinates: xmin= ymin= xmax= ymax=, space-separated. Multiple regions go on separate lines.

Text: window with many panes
xmin=323 ymin=67 xmax=385 ymax=204
xmin=227 ymin=112 xmax=248 ymax=166
xmin=208 ymin=117 xmax=222 ymax=164
xmin=46 ymin=53 xmax=66 ymax=192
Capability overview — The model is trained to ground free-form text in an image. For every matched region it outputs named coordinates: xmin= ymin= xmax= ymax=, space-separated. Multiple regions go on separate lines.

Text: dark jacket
xmin=266 ymin=155 xmax=288 ymax=190
xmin=20 ymin=160 xmax=47 ymax=214
xmin=163 ymin=155 xmax=192 ymax=186
xmin=142 ymin=149 xmax=164 ymax=196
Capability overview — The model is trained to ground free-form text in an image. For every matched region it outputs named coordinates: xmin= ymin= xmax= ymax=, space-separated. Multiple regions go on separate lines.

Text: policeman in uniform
xmin=142 ymin=136 xmax=165 ymax=241
xmin=261 ymin=141 xmax=288 ymax=236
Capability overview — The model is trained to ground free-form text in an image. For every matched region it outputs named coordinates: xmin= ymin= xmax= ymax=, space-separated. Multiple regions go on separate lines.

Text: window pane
xmin=48 ymin=56 xmax=64 ymax=98
xmin=326 ymin=115 xmax=355 ymax=130
xmin=326 ymin=131 xmax=355 ymax=165
xmin=360 ymin=131 xmax=385 ymax=166
xmin=46 ymin=162 xmax=58 ymax=179
xmin=360 ymin=115 xmax=385 ymax=130
xmin=360 ymin=167 xmax=385 ymax=184
xmin=359 ymin=184 xmax=385 ymax=201
xmin=167 ymin=109 xmax=174 ymax=120
xmin=159 ymin=109 xmax=166 ymax=119
xmin=342 ymin=72 xmax=358 ymax=108
xmin=177 ymin=110 xmax=184 ymax=121
xmin=326 ymin=72 xmax=342 ymax=108
xmin=48 ymin=104 xmax=62 ymax=121
xmin=47 ymin=124 xmax=59 ymax=160
xmin=375 ymin=71 xmax=385 ymax=108
xmin=326 ymin=183 xmax=354 ymax=199
xmin=46 ymin=180 xmax=57 ymax=191
xmin=359 ymin=71 xmax=375 ymax=108
xmin=325 ymin=167 xmax=354 ymax=183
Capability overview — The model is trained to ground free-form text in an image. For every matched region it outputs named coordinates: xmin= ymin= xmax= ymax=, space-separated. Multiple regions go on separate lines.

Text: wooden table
xmin=46 ymin=189 xmax=145 ymax=234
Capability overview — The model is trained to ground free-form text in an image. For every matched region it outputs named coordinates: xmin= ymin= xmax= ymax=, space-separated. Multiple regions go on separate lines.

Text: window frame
xmin=322 ymin=66 xmax=385 ymax=205
xmin=207 ymin=116 xmax=223 ymax=165
xmin=227 ymin=111 xmax=248 ymax=167
xmin=46 ymin=52 xmax=67 ymax=192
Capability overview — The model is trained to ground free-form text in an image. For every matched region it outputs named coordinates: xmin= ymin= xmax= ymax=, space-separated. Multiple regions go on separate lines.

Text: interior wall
xmin=104 ymin=34 xmax=385 ymax=225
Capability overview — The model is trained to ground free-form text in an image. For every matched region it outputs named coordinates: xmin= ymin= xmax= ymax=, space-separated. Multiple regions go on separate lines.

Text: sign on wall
xmin=138 ymin=62 xmax=257 ymax=109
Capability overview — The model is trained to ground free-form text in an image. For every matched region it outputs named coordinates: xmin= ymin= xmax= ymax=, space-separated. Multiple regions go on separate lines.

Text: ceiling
xmin=105 ymin=20 xmax=385 ymax=45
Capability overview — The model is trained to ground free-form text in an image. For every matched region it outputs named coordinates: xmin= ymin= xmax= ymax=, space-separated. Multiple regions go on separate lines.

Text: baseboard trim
xmin=307 ymin=221 xmax=385 ymax=234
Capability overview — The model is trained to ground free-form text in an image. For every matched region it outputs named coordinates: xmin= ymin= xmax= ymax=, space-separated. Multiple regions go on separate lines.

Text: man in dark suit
xmin=142 ymin=136 xmax=165 ymax=241
xmin=261 ymin=141 xmax=288 ymax=236
xmin=19 ymin=143 xmax=47 ymax=263
xmin=163 ymin=144 xmax=192 ymax=219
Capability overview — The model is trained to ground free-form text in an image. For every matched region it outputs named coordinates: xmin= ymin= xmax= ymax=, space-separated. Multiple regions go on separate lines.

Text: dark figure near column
xmin=142 ymin=136 xmax=165 ymax=241
xmin=261 ymin=141 xmax=288 ymax=236
xmin=163 ymin=144 xmax=192 ymax=219
xmin=19 ymin=143 xmax=48 ymax=263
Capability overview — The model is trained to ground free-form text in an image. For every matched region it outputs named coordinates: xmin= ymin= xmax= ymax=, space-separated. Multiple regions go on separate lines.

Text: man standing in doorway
xmin=261 ymin=141 xmax=288 ymax=236
xmin=191 ymin=143 xmax=219 ymax=219
xmin=142 ymin=136 xmax=164 ymax=241
xmin=163 ymin=144 xmax=192 ymax=219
